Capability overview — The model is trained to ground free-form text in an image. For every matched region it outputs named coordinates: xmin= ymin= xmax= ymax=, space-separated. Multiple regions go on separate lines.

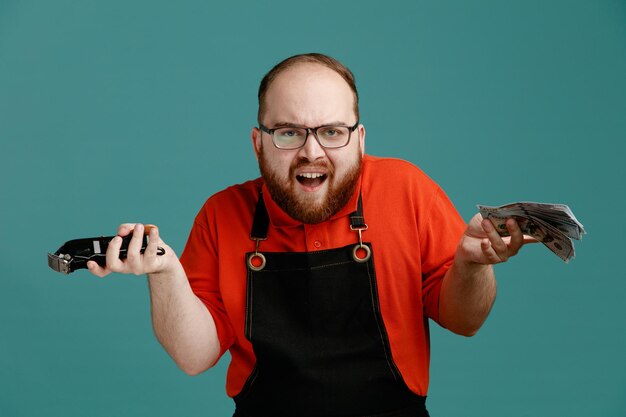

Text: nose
xmin=297 ymin=130 xmax=326 ymax=161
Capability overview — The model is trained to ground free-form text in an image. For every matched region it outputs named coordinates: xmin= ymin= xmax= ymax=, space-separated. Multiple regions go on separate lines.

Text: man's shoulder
xmin=361 ymin=155 xmax=460 ymax=228
xmin=363 ymin=155 xmax=438 ymax=188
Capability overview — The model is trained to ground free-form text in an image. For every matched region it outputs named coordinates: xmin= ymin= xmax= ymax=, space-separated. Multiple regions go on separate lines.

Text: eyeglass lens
xmin=273 ymin=126 xmax=351 ymax=149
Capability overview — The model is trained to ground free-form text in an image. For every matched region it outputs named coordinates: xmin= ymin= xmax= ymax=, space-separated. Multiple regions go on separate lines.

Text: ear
xmin=251 ymin=127 xmax=262 ymax=160
xmin=358 ymin=124 xmax=366 ymax=156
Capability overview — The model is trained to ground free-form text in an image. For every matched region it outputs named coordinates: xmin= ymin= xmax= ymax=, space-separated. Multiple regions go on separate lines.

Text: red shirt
xmin=180 ymin=155 xmax=466 ymax=397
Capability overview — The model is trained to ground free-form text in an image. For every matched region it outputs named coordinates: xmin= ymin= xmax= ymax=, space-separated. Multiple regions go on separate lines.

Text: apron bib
xmin=234 ymin=192 xmax=429 ymax=417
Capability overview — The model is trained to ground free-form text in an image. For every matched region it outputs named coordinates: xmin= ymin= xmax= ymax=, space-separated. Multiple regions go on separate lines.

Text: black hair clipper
xmin=48 ymin=232 xmax=165 ymax=274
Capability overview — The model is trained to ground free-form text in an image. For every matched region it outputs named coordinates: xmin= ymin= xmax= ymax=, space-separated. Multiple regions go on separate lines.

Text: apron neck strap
xmin=250 ymin=190 xmax=270 ymax=240
xmin=349 ymin=194 xmax=366 ymax=229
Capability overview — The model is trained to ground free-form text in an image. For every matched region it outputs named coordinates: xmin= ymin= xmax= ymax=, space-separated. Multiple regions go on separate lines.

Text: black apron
xmin=234 ymin=192 xmax=430 ymax=417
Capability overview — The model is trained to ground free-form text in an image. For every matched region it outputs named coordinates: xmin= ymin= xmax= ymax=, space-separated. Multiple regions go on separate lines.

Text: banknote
xmin=477 ymin=202 xmax=585 ymax=262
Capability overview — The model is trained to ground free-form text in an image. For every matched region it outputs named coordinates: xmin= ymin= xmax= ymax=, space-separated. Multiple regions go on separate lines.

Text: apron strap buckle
xmin=350 ymin=224 xmax=371 ymax=263
xmin=247 ymin=238 xmax=267 ymax=271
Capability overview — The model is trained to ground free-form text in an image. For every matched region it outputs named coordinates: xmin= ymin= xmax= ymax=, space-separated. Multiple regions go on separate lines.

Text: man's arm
xmin=87 ymin=223 xmax=220 ymax=375
xmin=439 ymin=216 xmax=533 ymax=336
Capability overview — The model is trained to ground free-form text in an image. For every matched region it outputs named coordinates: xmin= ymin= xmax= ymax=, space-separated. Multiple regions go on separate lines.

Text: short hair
xmin=257 ymin=53 xmax=359 ymax=124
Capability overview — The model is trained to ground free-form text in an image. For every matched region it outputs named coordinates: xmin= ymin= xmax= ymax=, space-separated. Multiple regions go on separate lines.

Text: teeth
xmin=298 ymin=173 xmax=324 ymax=179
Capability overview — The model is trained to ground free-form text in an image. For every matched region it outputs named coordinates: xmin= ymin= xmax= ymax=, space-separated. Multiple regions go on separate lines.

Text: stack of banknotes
xmin=477 ymin=202 xmax=586 ymax=262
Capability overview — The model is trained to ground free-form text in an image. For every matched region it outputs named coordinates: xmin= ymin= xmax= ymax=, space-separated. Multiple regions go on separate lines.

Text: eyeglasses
xmin=259 ymin=121 xmax=359 ymax=150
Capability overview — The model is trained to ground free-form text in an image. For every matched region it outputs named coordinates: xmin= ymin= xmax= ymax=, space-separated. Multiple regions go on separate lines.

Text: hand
xmin=456 ymin=214 xmax=537 ymax=265
xmin=87 ymin=223 xmax=175 ymax=277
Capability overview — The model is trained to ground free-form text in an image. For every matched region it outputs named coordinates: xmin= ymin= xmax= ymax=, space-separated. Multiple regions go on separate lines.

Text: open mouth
xmin=296 ymin=172 xmax=328 ymax=188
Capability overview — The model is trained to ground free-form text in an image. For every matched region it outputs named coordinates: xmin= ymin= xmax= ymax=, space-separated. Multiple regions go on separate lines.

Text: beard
xmin=258 ymin=147 xmax=362 ymax=224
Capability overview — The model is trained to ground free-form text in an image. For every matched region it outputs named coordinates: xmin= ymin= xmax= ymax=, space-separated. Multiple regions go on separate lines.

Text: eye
xmin=276 ymin=128 xmax=304 ymax=138
xmin=319 ymin=126 xmax=348 ymax=139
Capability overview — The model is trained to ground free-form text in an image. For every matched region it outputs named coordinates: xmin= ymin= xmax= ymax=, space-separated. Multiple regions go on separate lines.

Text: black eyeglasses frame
xmin=258 ymin=121 xmax=360 ymax=150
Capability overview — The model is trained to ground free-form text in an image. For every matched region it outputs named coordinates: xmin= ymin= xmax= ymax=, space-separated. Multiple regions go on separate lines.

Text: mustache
xmin=289 ymin=158 xmax=334 ymax=176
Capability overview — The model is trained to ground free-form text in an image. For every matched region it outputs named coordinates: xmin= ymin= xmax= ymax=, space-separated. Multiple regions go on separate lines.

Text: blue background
xmin=1 ymin=1 xmax=625 ymax=416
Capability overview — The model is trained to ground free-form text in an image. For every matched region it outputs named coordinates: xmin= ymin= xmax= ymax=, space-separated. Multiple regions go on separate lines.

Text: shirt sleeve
xmin=419 ymin=187 xmax=466 ymax=324
xmin=180 ymin=203 xmax=237 ymax=361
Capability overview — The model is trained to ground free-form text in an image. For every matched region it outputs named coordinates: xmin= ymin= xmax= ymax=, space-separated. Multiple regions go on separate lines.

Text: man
xmin=87 ymin=53 xmax=531 ymax=417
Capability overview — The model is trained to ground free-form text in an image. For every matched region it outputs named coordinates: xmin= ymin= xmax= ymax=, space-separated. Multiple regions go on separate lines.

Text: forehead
xmin=263 ymin=63 xmax=356 ymax=125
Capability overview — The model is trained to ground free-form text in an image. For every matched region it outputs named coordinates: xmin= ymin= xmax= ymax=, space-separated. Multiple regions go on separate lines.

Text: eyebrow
xmin=272 ymin=121 xmax=349 ymax=128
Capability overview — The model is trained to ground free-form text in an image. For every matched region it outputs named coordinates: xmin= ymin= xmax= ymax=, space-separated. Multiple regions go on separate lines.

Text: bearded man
xmin=88 ymin=53 xmax=531 ymax=417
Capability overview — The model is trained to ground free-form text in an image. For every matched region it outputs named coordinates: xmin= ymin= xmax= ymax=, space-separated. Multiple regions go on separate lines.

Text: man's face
xmin=252 ymin=63 xmax=365 ymax=224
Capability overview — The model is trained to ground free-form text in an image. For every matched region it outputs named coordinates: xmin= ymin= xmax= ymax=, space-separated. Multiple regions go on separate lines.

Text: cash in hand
xmin=477 ymin=202 xmax=586 ymax=262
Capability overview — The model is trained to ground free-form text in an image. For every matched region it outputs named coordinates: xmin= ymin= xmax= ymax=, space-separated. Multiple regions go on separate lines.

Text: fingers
xmin=105 ymin=235 xmax=126 ymax=272
xmin=87 ymin=260 xmax=111 ymax=278
xmin=143 ymin=226 xmax=165 ymax=272
xmin=506 ymin=218 xmax=523 ymax=256
xmin=144 ymin=224 xmax=157 ymax=235
xmin=479 ymin=218 xmax=529 ymax=264
xmin=479 ymin=238 xmax=501 ymax=264
xmin=144 ymin=226 xmax=159 ymax=258
xmin=117 ymin=223 xmax=137 ymax=237
xmin=84 ymin=223 xmax=168 ymax=278
xmin=126 ymin=224 xmax=146 ymax=274
xmin=460 ymin=214 xmax=534 ymax=266
xmin=523 ymin=235 xmax=540 ymax=244
xmin=465 ymin=213 xmax=489 ymax=239
xmin=481 ymin=219 xmax=509 ymax=262
xmin=104 ymin=224 xmax=142 ymax=274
